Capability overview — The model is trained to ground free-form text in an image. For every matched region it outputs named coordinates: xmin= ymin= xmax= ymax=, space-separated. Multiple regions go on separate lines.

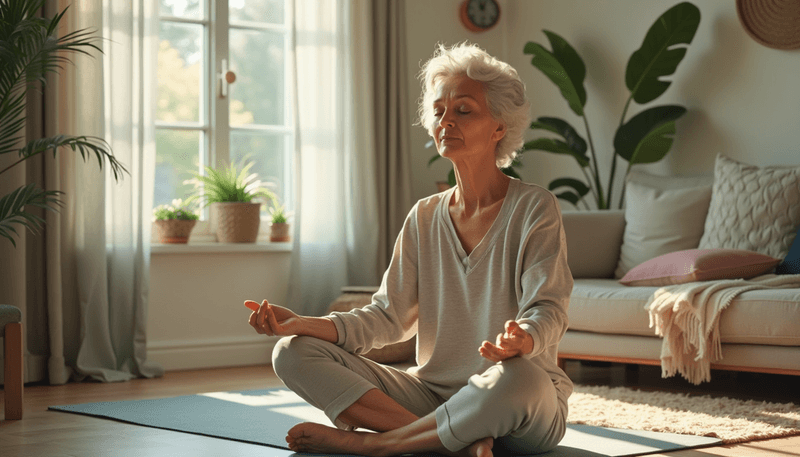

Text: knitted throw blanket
xmin=646 ymin=274 xmax=800 ymax=385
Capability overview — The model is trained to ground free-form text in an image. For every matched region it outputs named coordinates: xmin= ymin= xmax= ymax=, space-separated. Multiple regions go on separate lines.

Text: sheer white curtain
xmin=98 ymin=0 xmax=163 ymax=380
xmin=287 ymin=0 xmax=381 ymax=316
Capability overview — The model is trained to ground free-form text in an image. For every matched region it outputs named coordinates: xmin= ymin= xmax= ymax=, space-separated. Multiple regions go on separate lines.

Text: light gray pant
xmin=272 ymin=336 xmax=566 ymax=454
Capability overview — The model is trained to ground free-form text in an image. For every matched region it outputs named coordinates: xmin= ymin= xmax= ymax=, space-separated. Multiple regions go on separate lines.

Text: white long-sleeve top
xmin=329 ymin=178 xmax=574 ymax=405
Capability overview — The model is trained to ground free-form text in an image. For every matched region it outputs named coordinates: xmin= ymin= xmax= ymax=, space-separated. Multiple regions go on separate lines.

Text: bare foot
xmin=286 ymin=422 xmax=493 ymax=457
xmin=438 ymin=436 xmax=493 ymax=457
xmin=286 ymin=422 xmax=370 ymax=455
xmin=470 ymin=437 xmax=493 ymax=457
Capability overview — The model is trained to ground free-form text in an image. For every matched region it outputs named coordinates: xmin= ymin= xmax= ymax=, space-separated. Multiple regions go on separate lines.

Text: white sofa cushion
xmin=614 ymin=171 xmax=713 ymax=278
xmin=698 ymin=154 xmax=800 ymax=259
xmin=568 ymin=279 xmax=800 ymax=345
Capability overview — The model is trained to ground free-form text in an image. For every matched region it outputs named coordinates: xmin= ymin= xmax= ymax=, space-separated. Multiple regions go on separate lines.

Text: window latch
xmin=218 ymin=59 xmax=236 ymax=98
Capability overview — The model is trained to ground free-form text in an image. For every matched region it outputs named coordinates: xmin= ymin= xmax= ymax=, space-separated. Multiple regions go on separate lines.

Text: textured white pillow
xmin=698 ymin=154 xmax=800 ymax=259
xmin=614 ymin=171 xmax=713 ymax=279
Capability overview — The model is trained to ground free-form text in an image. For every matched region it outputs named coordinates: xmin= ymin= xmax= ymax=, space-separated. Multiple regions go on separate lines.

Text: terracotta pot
xmin=213 ymin=202 xmax=261 ymax=243
xmin=154 ymin=219 xmax=197 ymax=244
xmin=270 ymin=222 xmax=291 ymax=242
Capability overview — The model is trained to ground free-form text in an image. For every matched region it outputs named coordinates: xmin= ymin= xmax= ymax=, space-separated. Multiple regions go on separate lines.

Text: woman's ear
xmin=491 ymin=122 xmax=507 ymax=142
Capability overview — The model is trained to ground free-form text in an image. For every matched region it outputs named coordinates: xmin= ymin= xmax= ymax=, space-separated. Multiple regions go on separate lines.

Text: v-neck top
xmin=440 ymin=180 xmax=515 ymax=274
xmin=330 ymin=178 xmax=574 ymax=406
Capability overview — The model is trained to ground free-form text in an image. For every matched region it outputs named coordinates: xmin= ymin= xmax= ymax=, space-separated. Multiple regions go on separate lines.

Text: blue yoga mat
xmin=50 ymin=388 xmax=720 ymax=456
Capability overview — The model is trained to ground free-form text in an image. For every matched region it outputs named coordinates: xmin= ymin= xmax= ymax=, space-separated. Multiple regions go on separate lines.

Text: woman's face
xmin=432 ymin=75 xmax=505 ymax=162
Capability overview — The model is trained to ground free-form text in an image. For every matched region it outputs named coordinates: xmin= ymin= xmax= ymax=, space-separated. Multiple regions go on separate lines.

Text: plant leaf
xmin=625 ymin=2 xmax=701 ymax=104
xmin=522 ymin=138 xmax=589 ymax=167
xmin=447 ymin=168 xmax=456 ymax=188
xmin=549 ymin=177 xmax=590 ymax=198
xmin=524 ymin=31 xmax=586 ymax=116
xmin=530 ymin=117 xmax=587 ymax=156
xmin=552 ymin=190 xmax=581 ymax=206
xmin=0 ymin=182 xmax=63 ymax=247
xmin=501 ymin=167 xmax=521 ymax=180
xmin=614 ymin=105 xmax=686 ymax=164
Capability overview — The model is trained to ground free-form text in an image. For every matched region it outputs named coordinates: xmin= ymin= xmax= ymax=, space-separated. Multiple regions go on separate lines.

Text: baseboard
xmin=147 ymin=335 xmax=280 ymax=371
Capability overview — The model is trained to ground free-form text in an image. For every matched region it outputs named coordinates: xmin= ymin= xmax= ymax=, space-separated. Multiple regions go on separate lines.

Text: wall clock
xmin=460 ymin=0 xmax=501 ymax=33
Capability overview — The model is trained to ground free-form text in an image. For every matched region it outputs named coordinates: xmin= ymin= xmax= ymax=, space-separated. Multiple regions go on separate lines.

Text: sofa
xmin=557 ymin=155 xmax=800 ymax=380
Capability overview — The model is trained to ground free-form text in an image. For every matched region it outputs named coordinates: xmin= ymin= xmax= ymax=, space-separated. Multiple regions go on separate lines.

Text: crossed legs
xmin=272 ymin=336 xmax=564 ymax=456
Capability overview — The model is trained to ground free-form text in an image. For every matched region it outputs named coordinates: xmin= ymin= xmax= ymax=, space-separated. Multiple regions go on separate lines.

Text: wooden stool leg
xmin=4 ymin=322 xmax=23 ymax=420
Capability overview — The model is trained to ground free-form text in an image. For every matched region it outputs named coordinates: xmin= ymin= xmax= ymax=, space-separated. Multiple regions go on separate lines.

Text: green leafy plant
xmin=268 ymin=203 xmax=288 ymax=224
xmin=185 ymin=158 xmax=277 ymax=208
xmin=426 ymin=139 xmax=523 ymax=188
xmin=152 ymin=199 xmax=199 ymax=221
xmin=0 ymin=0 xmax=127 ymax=247
xmin=522 ymin=1 xmax=700 ymax=209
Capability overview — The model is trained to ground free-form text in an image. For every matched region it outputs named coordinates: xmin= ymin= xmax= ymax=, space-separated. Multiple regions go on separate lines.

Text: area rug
xmin=50 ymin=387 xmax=723 ymax=456
xmin=569 ymin=384 xmax=800 ymax=444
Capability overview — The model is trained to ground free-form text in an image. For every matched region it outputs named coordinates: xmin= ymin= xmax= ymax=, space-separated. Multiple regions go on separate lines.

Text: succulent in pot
xmin=268 ymin=202 xmax=291 ymax=242
xmin=152 ymin=199 xmax=199 ymax=244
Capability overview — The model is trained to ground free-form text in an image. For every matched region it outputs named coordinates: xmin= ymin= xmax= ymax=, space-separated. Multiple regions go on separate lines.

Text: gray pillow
xmin=615 ymin=170 xmax=713 ymax=279
xmin=698 ymin=154 xmax=800 ymax=259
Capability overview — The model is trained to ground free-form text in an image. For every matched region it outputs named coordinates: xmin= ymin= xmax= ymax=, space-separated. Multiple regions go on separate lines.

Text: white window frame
xmin=154 ymin=0 xmax=294 ymax=243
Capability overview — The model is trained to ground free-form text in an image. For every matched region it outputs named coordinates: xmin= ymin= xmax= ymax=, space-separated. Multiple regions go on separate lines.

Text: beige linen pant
xmin=272 ymin=336 xmax=567 ymax=454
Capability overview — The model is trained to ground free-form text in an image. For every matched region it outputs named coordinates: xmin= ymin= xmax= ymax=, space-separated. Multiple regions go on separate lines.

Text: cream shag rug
xmin=568 ymin=384 xmax=800 ymax=444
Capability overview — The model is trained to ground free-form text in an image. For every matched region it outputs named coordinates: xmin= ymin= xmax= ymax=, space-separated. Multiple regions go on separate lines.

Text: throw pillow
xmin=698 ymin=154 xmax=800 ymax=259
xmin=619 ymin=249 xmax=781 ymax=286
xmin=776 ymin=225 xmax=800 ymax=275
xmin=614 ymin=171 xmax=713 ymax=278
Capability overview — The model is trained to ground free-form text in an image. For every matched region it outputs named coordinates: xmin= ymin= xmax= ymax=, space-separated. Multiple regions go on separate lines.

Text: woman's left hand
xmin=479 ymin=320 xmax=534 ymax=362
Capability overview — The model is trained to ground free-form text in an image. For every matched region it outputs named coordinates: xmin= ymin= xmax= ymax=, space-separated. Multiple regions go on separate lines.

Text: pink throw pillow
xmin=619 ymin=249 xmax=781 ymax=286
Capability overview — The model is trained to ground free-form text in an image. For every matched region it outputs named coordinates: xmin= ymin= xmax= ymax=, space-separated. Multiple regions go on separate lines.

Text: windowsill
xmin=151 ymin=241 xmax=292 ymax=254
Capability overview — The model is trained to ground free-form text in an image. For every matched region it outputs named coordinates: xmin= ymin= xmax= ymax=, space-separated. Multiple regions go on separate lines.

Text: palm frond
xmin=0 ymin=182 xmax=63 ymax=247
xmin=0 ymin=135 xmax=128 ymax=180
xmin=0 ymin=1 xmax=102 ymax=120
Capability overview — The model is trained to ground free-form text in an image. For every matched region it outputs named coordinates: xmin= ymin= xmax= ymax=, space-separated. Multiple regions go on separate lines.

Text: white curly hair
xmin=417 ymin=42 xmax=530 ymax=168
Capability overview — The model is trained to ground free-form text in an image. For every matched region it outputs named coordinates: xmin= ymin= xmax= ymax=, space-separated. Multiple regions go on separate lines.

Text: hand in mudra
xmin=479 ymin=320 xmax=534 ymax=362
xmin=247 ymin=299 xmax=304 ymax=337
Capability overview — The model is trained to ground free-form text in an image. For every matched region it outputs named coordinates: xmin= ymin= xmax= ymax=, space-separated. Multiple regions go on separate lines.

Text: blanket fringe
xmin=646 ymin=274 xmax=800 ymax=385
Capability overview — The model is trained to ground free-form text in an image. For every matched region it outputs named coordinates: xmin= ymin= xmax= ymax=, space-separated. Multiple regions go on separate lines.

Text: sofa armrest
xmin=561 ymin=210 xmax=625 ymax=279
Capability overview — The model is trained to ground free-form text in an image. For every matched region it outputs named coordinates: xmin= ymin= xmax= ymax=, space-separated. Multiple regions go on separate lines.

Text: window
xmin=156 ymin=0 xmax=293 ymax=219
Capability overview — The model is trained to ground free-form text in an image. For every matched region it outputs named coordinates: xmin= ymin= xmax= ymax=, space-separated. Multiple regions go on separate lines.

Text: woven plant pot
xmin=154 ymin=219 xmax=197 ymax=244
xmin=270 ymin=222 xmax=291 ymax=242
xmin=213 ymin=202 xmax=261 ymax=243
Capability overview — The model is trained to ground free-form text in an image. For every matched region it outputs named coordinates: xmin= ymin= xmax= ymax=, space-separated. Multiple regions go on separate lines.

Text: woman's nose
xmin=438 ymin=111 xmax=455 ymax=128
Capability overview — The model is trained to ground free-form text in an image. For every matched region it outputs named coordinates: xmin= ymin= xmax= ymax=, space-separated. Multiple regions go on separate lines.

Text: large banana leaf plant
xmin=523 ymin=2 xmax=700 ymax=209
xmin=0 ymin=0 xmax=126 ymax=247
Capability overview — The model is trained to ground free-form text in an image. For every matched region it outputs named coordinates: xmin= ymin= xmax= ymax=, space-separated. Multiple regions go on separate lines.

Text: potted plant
xmin=185 ymin=159 xmax=276 ymax=243
xmin=152 ymin=199 xmax=199 ymax=244
xmin=268 ymin=203 xmax=291 ymax=242
xmin=521 ymin=2 xmax=701 ymax=209
xmin=0 ymin=0 xmax=127 ymax=247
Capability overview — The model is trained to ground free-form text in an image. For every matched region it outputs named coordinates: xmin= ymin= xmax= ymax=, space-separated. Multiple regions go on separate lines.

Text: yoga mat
xmin=50 ymin=388 xmax=720 ymax=456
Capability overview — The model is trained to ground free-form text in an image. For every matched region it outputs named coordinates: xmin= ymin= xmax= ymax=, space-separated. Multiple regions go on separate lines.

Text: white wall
xmin=148 ymin=249 xmax=289 ymax=370
xmin=406 ymin=0 xmax=800 ymax=206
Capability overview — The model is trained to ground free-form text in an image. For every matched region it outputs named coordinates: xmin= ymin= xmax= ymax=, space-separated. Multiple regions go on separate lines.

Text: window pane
xmin=230 ymin=0 xmax=284 ymax=24
xmin=160 ymin=0 xmax=203 ymax=19
xmin=158 ymin=22 xmax=203 ymax=123
xmin=230 ymin=131 xmax=290 ymax=212
xmin=155 ymin=129 xmax=202 ymax=209
xmin=229 ymin=29 xmax=285 ymax=126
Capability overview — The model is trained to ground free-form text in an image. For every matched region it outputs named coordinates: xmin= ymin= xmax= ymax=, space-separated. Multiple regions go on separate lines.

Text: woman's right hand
xmin=247 ymin=299 xmax=304 ymax=337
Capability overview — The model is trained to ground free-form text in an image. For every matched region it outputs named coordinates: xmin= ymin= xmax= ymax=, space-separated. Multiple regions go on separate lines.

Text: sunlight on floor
xmin=198 ymin=389 xmax=328 ymax=423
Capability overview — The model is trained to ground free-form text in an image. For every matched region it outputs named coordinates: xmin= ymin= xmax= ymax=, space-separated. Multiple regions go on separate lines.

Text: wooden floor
xmin=1 ymin=361 xmax=798 ymax=456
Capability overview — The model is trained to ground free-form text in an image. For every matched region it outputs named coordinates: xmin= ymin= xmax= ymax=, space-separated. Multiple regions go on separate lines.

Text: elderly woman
xmin=248 ymin=42 xmax=573 ymax=457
